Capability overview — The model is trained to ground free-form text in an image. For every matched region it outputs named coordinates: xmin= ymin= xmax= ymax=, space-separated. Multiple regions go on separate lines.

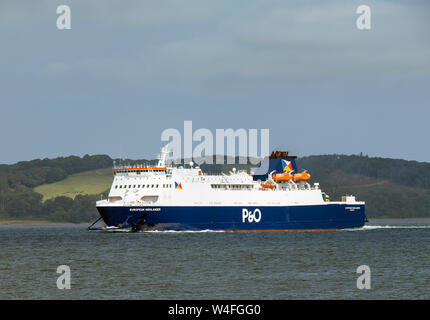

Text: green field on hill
xmin=34 ymin=168 xmax=113 ymax=201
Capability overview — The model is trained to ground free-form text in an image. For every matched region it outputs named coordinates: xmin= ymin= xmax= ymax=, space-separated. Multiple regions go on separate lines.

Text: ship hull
xmin=96 ymin=204 xmax=366 ymax=231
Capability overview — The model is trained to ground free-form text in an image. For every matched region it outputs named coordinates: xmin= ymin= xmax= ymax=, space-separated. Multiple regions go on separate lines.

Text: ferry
xmin=93 ymin=145 xmax=367 ymax=231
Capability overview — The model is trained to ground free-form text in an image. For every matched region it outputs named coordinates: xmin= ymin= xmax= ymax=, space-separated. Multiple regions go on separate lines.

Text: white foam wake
xmin=141 ymin=229 xmax=225 ymax=233
xmin=344 ymin=225 xmax=430 ymax=231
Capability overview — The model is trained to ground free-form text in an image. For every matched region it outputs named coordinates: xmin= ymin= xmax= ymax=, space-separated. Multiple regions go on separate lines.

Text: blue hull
xmin=96 ymin=204 xmax=366 ymax=231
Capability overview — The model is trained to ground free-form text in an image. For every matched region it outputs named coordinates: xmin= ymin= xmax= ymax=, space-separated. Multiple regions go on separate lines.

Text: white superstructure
xmin=97 ymin=145 xmax=350 ymax=209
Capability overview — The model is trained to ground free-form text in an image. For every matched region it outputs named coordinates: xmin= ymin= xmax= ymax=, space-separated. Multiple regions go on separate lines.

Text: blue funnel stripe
xmin=252 ymin=157 xmax=298 ymax=181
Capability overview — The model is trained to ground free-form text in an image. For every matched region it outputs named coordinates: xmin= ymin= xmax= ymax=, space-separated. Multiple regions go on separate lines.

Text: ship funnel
xmin=252 ymin=150 xmax=298 ymax=181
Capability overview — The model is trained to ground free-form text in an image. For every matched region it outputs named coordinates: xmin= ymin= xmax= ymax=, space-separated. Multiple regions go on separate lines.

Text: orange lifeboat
xmin=292 ymin=172 xmax=311 ymax=182
xmin=261 ymin=182 xmax=275 ymax=189
xmin=272 ymin=172 xmax=293 ymax=182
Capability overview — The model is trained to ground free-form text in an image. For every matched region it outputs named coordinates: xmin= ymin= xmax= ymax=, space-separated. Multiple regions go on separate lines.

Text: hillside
xmin=304 ymin=170 xmax=430 ymax=218
xmin=0 ymin=153 xmax=429 ymax=222
xmin=0 ymin=155 xmax=115 ymax=222
xmin=299 ymin=155 xmax=430 ymax=218
xmin=34 ymin=168 xmax=113 ymax=201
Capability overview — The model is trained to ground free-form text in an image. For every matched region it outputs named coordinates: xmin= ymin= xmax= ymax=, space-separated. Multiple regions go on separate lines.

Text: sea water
xmin=1 ymin=219 xmax=430 ymax=299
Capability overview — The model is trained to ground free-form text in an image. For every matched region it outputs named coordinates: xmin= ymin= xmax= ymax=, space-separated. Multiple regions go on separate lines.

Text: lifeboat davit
xmin=261 ymin=182 xmax=275 ymax=189
xmin=292 ymin=172 xmax=311 ymax=182
xmin=272 ymin=172 xmax=292 ymax=182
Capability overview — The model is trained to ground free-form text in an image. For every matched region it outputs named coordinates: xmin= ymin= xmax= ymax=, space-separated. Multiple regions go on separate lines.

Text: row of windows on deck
xmin=114 ymin=169 xmax=167 ymax=174
xmin=115 ymin=184 xmax=173 ymax=189
xmin=211 ymin=184 xmax=253 ymax=190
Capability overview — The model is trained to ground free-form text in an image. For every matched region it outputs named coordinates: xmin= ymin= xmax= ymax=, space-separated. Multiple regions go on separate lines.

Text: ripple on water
xmin=0 ymin=220 xmax=430 ymax=299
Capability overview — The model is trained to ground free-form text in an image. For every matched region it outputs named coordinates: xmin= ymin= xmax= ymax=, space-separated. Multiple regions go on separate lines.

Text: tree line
xmin=0 ymin=155 xmax=112 ymax=222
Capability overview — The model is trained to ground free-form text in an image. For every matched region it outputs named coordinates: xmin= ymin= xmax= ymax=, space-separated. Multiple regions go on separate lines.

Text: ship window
xmin=129 ymin=185 xmax=131 ymax=188
xmin=142 ymin=185 xmax=145 ymax=188
xmin=133 ymin=185 xmax=136 ymax=188
xmin=156 ymin=184 xmax=159 ymax=188
xmin=138 ymin=185 xmax=140 ymax=188
xmin=115 ymin=185 xmax=118 ymax=189
xmin=151 ymin=185 xmax=154 ymax=188
xmin=119 ymin=185 xmax=122 ymax=188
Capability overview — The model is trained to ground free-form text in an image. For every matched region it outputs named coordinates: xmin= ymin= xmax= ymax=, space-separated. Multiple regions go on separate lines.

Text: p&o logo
xmin=242 ymin=208 xmax=262 ymax=223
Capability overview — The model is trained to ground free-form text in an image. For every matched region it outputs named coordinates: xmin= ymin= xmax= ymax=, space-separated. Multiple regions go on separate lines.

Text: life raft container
xmin=272 ymin=172 xmax=293 ymax=182
xmin=292 ymin=172 xmax=311 ymax=182
xmin=261 ymin=182 xmax=275 ymax=189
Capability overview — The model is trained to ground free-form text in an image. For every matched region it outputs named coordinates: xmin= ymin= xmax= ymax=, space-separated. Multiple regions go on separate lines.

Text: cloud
xmin=31 ymin=0 xmax=428 ymax=95
xmin=0 ymin=0 xmax=429 ymax=162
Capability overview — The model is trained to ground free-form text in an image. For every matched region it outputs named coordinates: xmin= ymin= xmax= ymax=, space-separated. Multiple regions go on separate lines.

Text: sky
xmin=0 ymin=0 xmax=429 ymax=163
